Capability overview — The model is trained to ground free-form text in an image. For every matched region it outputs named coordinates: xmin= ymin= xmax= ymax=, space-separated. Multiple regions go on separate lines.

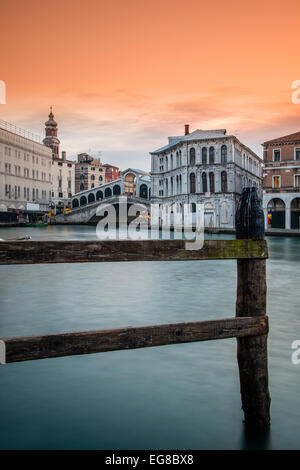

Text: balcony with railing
xmin=264 ymin=186 xmax=300 ymax=193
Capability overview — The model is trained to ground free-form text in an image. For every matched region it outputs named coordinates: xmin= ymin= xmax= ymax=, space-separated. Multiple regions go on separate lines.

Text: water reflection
xmin=0 ymin=228 xmax=300 ymax=449
xmin=240 ymin=426 xmax=271 ymax=450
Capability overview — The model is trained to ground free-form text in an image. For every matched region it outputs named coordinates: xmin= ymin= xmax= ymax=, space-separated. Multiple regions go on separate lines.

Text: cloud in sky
xmin=1 ymin=86 xmax=300 ymax=169
xmin=1 ymin=0 xmax=300 ymax=169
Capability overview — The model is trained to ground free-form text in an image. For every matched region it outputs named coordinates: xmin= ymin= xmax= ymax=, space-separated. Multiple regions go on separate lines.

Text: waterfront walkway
xmin=266 ymin=228 xmax=300 ymax=237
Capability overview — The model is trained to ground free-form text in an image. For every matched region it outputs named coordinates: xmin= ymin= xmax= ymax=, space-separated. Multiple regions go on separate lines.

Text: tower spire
xmin=43 ymin=107 xmax=60 ymax=159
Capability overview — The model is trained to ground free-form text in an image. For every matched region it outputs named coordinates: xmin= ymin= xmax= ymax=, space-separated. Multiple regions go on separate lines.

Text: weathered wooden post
xmin=236 ymin=187 xmax=271 ymax=428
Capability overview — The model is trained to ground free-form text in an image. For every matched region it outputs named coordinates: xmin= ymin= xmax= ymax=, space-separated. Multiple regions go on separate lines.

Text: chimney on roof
xmin=62 ymin=151 xmax=66 ymax=161
xmin=184 ymin=124 xmax=190 ymax=135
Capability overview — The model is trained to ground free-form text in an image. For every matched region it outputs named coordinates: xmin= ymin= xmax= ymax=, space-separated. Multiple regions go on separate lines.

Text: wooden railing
xmin=0 ymin=187 xmax=271 ymax=430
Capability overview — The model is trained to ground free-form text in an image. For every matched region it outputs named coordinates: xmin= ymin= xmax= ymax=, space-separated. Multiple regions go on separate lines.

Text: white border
xmin=0 ymin=340 xmax=6 ymax=365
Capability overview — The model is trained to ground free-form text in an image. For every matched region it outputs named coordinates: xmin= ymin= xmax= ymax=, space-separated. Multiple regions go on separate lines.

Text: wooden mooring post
xmin=0 ymin=187 xmax=271 ymax=430
xmin=236 ymin=187 xmax=271 ymax=429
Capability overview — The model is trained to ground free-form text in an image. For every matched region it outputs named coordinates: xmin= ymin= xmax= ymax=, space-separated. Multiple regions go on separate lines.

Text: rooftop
xmin=263 ymin=131 xmax=300 ymax=145
xmin=0 ymin=118 xmax=44 ymax=145
xmin=151 ymin=128 xmax=229 ymax=154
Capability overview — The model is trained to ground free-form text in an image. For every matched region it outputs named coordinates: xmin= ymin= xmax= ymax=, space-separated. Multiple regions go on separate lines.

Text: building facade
xmin=43 ymin=109 xmax=75 ymax=213
xmin=150 ymin=126 xmax=262 ymax=229
xmin=0 ymin=120 xmax=52 ymax=214
xmin=75 ymin=153 xmax=105 ymax=193
xmin=102 ymin=164 xmax=121 ymax=183
xmin=262 ymin=131 xmax=300 ymax=229
xmin=51 ymin=151 xmax=75 ymax=213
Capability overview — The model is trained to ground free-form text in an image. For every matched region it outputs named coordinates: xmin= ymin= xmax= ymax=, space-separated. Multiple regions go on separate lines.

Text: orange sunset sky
xmin=1 ymin=0 xmax=300 ymax=170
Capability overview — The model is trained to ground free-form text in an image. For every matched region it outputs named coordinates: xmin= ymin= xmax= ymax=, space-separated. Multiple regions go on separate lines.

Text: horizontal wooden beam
xmin=0 ymin=316 xmax=268 ymax=364
xmin=0 ymin=239 xmax=268 ymax=265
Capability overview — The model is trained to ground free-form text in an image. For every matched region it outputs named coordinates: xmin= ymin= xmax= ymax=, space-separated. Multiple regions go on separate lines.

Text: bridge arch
xmin=72 ymin=198 xmax=79 ymax=209
xmin=96 ymin=190 xmax=103 ymax=201
xmin=291 ymin=197 xmax=300 ymax=229
xmin=139 ymin=184 xmax=148 ymax=199
xmin=105 ymin=187 xmax=112 ymax=198
xmin=113 ymin=185 xmax=121 ymax=195
xmin=88 ymin=193 xmax=95 ymax=204
xmin=80 ymin=196 xmax=87 ymax=206
xmin=124 ymin=172 xmax=136 ymax=196
xmin=267 ymin=198 xmax=285 ymax=229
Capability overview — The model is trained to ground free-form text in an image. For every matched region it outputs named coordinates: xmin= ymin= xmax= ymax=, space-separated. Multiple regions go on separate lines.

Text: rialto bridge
xmin=55 ymin=168 xmax=151 ymax=224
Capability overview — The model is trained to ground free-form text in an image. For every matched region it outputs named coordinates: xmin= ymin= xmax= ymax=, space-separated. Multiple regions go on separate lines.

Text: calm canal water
xmin=0 ymin=225 xmax=300 ymax=449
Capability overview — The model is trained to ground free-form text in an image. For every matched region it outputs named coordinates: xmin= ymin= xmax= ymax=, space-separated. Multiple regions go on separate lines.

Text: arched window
xmin=209 ymin=147 xmax=215 ymax=164
xmin=179 ymin=175 xmax=182 ymax=194
xmin=91 ymin=174 xmax=95 ymax=181
xmin=221 ymin=171 xmax=227 ymax=192
xmin=96 ymin=190 xmax=103 ymax=200
xmin=171 ymin=154 xmax=173 ymax=169
xmin=190 ymin=173 xmax=196 ymax=193
xmin=72 ymin=198 xmax=79 ymax=208
xmin=202 ymin=173 xmax=207 ymax=193
xmin=189 ymin=147 xmax=196 ymax=166
xmin=221 ymin=145 xmax=227 ymax=163
xmin=171 ymin=177 xmax=174 ymax=196
xmin=209 ymin=172 xmax=215 ymax=193
xmin=176 ymin=152 xmax=179 ymax=167
xmin=165 ymin=156 xmax=168 ymax=171
xmin=165 ymin=179 xmax=169 ymax=196
xmin=202 ymin=147 xmax=207 ymax=164
xmin=80 ymin=183 xmax=84 ymax=191
xmin=88 ymin=193 xmax=95 ymax=203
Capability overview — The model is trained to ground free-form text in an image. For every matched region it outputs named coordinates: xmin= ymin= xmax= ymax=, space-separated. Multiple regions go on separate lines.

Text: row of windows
xmin=272 ymin=175 xmax=300 ymax=188
xmin=4 ymin=185 xmax=49 ymax=201
xmin=57 ymin=176 xmax=72 ymax=187
xmin=272 ymin=148 xmax=300 ymax=162
xmin=241 ymin=153 xmax=260 ymax=176
xmin=160 ymin=172 xmax=228 ymax=196
xmin=159 ymin=145 xmax=228 ymax=171
xmin=91 ymin=174 xmax=103 ymax=181
xmin=4 ymin=163 xmax=51 ymax=181
xmin=77 ymin=166 xmax=103 ymax=172
xmin=189 ymin=146 xmax=228 ymax=165
xmin=189 ymin=171 xmax=227 ymax=194
xmin=57 ymin=162 xmax=73 ymax=168
xmin=51 ymin=191 xmax=73 ymax=198
xmin=4 ymin=147 xmax=51 ymax=166
xmin=158 ymin=147 xmax=260 ymax=177
xmin=79 ymin=174 xmax=103 ymax=182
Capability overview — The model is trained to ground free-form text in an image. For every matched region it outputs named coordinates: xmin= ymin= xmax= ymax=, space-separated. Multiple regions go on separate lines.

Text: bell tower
xmin=43 ymin=107 xmax=60 ymax=159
